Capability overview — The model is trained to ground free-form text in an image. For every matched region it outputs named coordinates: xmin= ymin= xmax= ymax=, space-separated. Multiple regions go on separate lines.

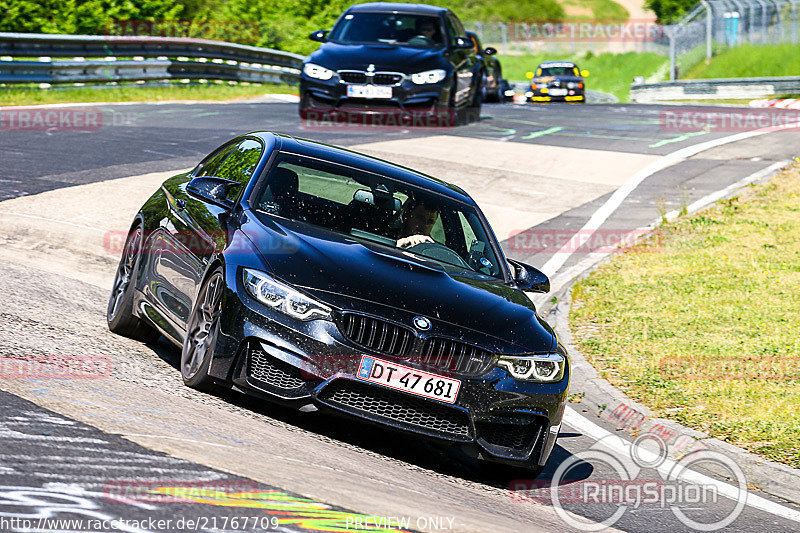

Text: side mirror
xmin=186 ymin=176 xmax=241 ymax=211
xmin=483 ymin=46 xmax=497 ymax=55
xmin=309 ymin=30 xmax=329 ymax=43
xmin=525 ymin=71 xmax=534 ymax=79
xmin=453 ymin=36 xmax=474 ymax=49
xmin=581 ymin=69 xmax=589 ymax=77
xmin=507 ymin=259 xmax=550 ymax=293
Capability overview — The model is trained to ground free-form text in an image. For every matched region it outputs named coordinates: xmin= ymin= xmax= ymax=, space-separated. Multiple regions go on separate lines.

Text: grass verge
xmin=686 ymin=43 xmax=800 ymax=79
xmin=499 ymin=51 xmax=668 ymax=102
xmin=0 ymin=82 xmax=296 ymax=106
xmin=559 ymin=0 xmax=630 ymax=20
xmin=570 ymin=161 xmax=800 ymax=468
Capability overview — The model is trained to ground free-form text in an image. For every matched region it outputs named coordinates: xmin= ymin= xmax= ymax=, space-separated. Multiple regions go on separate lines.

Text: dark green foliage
xmin=645 ymin=0 xmax=696 ymax=23
xmin=0 ymin=0 xmax=565 ymax=55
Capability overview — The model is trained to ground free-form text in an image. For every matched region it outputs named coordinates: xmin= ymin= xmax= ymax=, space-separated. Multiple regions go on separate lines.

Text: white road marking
xmin=563 ymin=408 xmax=800 ymax=524
xmin=120 ymin=433 xmax=241 ymax=448
xmin=540 ymin=128 xmax=789 ymax=278
xmin=0 ymin=211 xmax=106 ymax=233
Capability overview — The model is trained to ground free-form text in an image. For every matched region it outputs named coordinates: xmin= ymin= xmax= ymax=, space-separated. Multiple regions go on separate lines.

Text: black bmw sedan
xmin=299 ymin=3 xmax=483 ymax=125
xmin=107 ymin=132 xmax=569 ymax=474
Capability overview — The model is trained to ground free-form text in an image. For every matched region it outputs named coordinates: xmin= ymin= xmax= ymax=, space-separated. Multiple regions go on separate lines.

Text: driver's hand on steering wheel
xmin=396 ymin=234 xmax=434 ymax=248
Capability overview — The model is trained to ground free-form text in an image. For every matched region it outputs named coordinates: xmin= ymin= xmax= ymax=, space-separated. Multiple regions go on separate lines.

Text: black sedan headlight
xmin=497 ymin=353 xmax=566 ymax=382
xmin=411 ymin=69 xmax=447 ymax=84
xmin=243 ymin=268 xmax=332 ymax=321
xmin=303 ymin=63 xmax=336 ymax=81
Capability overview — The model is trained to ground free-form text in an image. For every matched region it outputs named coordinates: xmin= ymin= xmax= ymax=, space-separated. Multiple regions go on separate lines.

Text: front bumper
xmin=528 ymin=87 xmax=585 ymax=103
xmin=299 ymin=75 xmax=452 ymax=122
xmin=210 ymin=267 xmax=569 ymax=468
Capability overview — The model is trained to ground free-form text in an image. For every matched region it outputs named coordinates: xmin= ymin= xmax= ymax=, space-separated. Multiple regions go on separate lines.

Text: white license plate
xmin=357 ymin=355 xmax=460 ymax=404
xmin=346 ymin=85 xmax=392 ymax=99
xmin=549 ymin=88 xmax=567 ymax=96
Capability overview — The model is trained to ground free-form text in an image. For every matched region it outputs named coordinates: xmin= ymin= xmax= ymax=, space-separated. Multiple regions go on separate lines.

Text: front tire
xmin=107 ymin=222 xmax=159 ymax=342
xmin=181 ymin=268 xmax=224 ymax=391
xmin=468 ymin=72 xmax=483 ymax=123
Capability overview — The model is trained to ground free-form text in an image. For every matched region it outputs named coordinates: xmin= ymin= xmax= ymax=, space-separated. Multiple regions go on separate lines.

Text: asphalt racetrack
xmin=1 ymin=99 xmax=799 ymax=532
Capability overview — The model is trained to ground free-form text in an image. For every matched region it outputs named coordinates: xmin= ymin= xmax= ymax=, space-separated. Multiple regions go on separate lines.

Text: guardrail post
xmin=499 ymin=23 xmax=508 ymax=54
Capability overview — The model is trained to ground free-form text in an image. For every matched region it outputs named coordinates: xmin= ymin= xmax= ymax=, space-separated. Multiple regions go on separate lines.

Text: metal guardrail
xmin=630 ymin=76 xmax=800 ymax=102
xmin=0 ymin=32 xmax=305 ymax=85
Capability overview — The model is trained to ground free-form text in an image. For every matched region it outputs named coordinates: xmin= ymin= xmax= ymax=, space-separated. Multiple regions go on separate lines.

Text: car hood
xmin=309 ymin=42 xmax=447 ymax=73
xmin=242 ymin=215 xmax=554 ymax=351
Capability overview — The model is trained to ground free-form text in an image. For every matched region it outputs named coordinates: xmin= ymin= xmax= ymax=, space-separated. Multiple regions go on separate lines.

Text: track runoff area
xmin=0 ymin=99 xmax=799 ymax=533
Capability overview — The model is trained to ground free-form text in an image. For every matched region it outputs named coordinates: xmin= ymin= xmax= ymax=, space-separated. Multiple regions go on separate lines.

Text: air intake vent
xmin=248 ymin=347 xmax=306 ymax=390
xmin=477 ymin=421 xmax=542 ymax=451
xmin=339 ymin=313 xmax=414 ymax=357
xmin=319 ymin=380 xmax=472 ymax=439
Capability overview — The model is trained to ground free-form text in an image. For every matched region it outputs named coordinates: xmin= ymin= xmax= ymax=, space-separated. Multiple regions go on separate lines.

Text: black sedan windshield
xmin=329 ymin=12 xmax=445 ymax=48
xmin=539 ymin=66 xmax=579 ymax=77
xmin=254 ymin=152 xmax=502 ymax=278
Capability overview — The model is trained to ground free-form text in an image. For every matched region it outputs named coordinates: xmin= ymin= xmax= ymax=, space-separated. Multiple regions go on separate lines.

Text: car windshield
xmin=539 ymin=65 xmax=579 ymax=77
xmin=254 ymin=152 xmax=503 ymax=279
xmin=329 ymin=12 xmax=445 ymax=48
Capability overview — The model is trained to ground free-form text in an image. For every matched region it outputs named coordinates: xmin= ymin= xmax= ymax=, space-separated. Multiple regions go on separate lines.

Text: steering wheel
xmin=406 ymin=241 xmax=470 ymax=269
xmin=407 ymin=35 xmax=435 ymax=46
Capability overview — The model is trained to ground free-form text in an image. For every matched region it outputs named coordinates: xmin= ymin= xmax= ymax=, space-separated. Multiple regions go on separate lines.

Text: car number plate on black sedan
xmin=346 ymin=85 xmax=392 ymax=99
xmin=357 ymin=355 xmax=460 ymax=404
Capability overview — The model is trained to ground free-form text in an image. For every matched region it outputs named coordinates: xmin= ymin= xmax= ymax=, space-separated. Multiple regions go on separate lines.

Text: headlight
xmin=567 ymin=82 xmax=577 ymax=89
xmin=303 ymin=63 xmax=335 ymax=81
xmin=243 ymin=268 xmax=332 ymax=321
xmin=497 ymin=353 xmax=565 ymax=382
xmin=411 ymin=69 xmax=447 ymax=84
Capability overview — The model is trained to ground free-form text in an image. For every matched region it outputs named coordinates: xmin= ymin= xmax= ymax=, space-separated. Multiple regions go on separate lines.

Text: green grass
xmin=570 ymin=162 xmax=800 ymax=468
xmin=0 ymin=82 xmax=296 ymax=106
xmin=686 ymin=43 xmax=800 ymax=79
xmin=499 ymin=51 xmax=669 ymax=101
xmin=560 ymin=0 xmax=630 ymax=20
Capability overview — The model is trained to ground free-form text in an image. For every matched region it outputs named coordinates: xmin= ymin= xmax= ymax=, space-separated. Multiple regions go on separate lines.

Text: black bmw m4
xmin=107 ymin=132 xmax=569 ymax=474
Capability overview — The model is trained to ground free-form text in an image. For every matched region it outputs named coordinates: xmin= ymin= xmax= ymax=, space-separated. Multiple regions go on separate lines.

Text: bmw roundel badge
xmin=413 ymin=316 xmax=431 ymax=330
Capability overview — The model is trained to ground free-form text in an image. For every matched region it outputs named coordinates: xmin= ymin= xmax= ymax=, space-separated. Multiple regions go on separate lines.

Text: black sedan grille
xmin=339 ymin=313 xmax=414 ymax=357
xmin=248 ymin=348 xmax=306 ymax=390
xmin=320 ymin=380 xmax=471 ymax=439
xmin=373 ymin=73 xmax=402 ymax=85
xmin=339 ymin=71 xmax=403 ymax=86
xmin=418 ymin=337 xmax=494 ymax=376
xmin=340 ymin=71 xmax=367 ymax=84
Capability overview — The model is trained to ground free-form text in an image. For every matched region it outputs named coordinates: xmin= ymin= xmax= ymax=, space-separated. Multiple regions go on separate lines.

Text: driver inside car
xmin=406 ymin=19 xmax=439 ymax=46
xmin=395 ymin=199 xmax=439 ymax=248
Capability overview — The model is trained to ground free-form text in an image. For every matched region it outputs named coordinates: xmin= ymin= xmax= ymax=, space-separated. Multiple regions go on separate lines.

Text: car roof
xmin=538 ymin=61 xmax=578 ymax=67
xmin=248 ymin=132 xmax=472 ymax=203
xmin=346 ymin=2 xmax=448 ymax=15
